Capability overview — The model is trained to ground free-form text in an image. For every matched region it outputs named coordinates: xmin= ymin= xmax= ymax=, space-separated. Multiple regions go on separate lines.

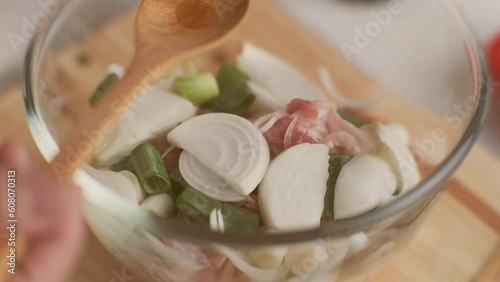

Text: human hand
xmin=0 ymin=142 xmax=86 ymax=282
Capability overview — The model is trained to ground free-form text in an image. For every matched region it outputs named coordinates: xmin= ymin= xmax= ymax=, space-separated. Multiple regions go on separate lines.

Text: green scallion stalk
xmin=129 ymin=144 xmax=172 ymax=196
xmin=173 ymin=73 xmax=220 ymax=105
xmin=204 ymin=63 xmax=256 ymax=115
xmin=322 ymin=154 xmax=353 ymax=219
xmin=169 ymin=165 xmax=189 ymax=200
xmin=177 ymin=187 xmax=260 ymax=233
xmin=221 ymin=203 xmax=260 ymax=233
xmin=89 ymin=73 xmax=119 ymax=106
xmin=177 ymin=187 xmax=223 ymax=224
xmin=338 ymin=110 xmax=368 ymax=128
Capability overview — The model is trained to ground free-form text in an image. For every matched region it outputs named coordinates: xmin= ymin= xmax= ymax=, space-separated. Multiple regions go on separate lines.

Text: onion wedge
xmin=247 ymin=229 xmax=289 ymax=270
xmin=168 ymin=113 xmax=270 ymax=196
xmin=179 ymin=151 xmax=246 ymax=202
xmin=140 ymin=193 xmax=175 ymax=218
xmin=334 ymin=155 xmax=397 ymax=220
xmin=237 ymin=43 xmax=325 ymax=110
xmin=215 ymin=245 xmax=287 ymax=281
xmin=259 ymin=143 xmax=330 ymax=231
xmin=118 ymin=170 xmax=148 ymax=203
xmin=365 ymin=123 xmax=420 ymax=195
xmin=385 ymin=122 xmax=411 ymax=147
xmin=97 ymin=90 xmax=196 ymax=166
xmin=96 ymin=170 xmax=144 ymax=205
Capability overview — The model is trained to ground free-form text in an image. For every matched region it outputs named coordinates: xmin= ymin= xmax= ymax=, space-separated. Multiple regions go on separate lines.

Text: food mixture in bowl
xmin=91 ymin=41 xmax=421 ymax=232
xmin=89 ymin=42 xmax=421 ymax=276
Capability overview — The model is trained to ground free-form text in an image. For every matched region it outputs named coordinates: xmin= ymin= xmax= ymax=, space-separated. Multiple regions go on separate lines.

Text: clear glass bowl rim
xmin=22 ymin=0 xmax=489 ymax=246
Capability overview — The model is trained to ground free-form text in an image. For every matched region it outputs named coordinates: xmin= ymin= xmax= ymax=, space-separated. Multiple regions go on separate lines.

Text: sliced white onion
xmin=237 ymin=43 xmax=325 ymax=111
xmin=215 ymin=245 xmax=287 ymax=281
xmin=97 ymin=90 xmax=196 ymax=166
xmin=248 ymin=246 xmax=287 ymax=270
xmin=124 ymin=90 xmax=196 ymax=138
xmin=247 ymin=230 xmax=289 ymax=270
xmin=96 ymin=169 xmax=143 ymax=205
xmin=118 ymin=170 xmax=147 ymax=203
xmin=179 ymin=151 xmax=246 ymax=202
xmin=259 ymin=143 xmax=330 ymax=231
xmin=385 ymin=122 xmax=411 ymax=147
xmin=318 ymin=67 xmax=387 ymax=109
xmin=334 ymin=155 xmax=397 ymax=220
xmin=95 ymin=124 xmax=136 ymax=167
xmin=168 ymin=113 xmax=270 ymax=196
xmin=140 ymin=193 xmax=175 ymax=218
xmin=366 ymin=123 xmax=421 ymax=195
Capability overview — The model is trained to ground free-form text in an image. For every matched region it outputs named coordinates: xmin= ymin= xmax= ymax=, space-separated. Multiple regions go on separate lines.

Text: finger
xmin=0 ymin=142 xmax=30 ymax=170
xmin=0 ymin=142 xmax=31 ymax=278
xmin=11 ymin=172 xmax=86 ymax=282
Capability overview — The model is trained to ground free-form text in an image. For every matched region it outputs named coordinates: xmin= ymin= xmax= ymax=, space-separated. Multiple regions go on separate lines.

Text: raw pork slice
xmin=255 ymin=99 xmax=376 ymax=156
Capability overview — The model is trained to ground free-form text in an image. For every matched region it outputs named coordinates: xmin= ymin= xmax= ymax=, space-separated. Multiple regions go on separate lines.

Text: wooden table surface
xmin=0 ymin=0 xmax=499 ymax=281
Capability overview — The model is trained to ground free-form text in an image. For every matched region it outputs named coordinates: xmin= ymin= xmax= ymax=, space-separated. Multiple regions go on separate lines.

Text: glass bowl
xmin=23 ymin=0 xmax=488 ymax=281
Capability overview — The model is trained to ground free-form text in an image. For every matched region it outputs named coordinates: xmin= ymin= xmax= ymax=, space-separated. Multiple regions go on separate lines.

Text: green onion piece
xmin=322 ymin=154 xmax=353 ymax=219
xmin=173 ymin=73 xmax=220 ymax=105
xmin=129 ymin=144 xmax=172 ymax=196
xmin=177 ymin=187 xmax=260 ymax=233
xmin=169 ymin=165 xmax=189 ymax=200
xmin=221 ymin=203 xmax=260 ymax=233
xmin=177 ymin=187 xmax=223 ymax=225
xmin=338 ymin=110 xmax=368 ymax=128
xmin=89 ymin=73 xmax=119 ymax=106
xmin=204 ymin=62 xmax=256 ymax=115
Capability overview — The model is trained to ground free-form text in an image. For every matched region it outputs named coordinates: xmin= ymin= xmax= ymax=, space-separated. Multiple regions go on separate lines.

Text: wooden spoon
xmin=0 ymin=1 xmax=250 ymax=280
xmin=50 ymin=0 xmax=250 ymax=181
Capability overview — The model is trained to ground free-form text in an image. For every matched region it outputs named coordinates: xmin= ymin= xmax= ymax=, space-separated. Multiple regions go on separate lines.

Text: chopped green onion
xmin=173 ymin=73 xmax=220 ymax=105
xmin=204 ymin=62 xmax=256 ymax=115
xmin=221 ymin=203 xmax=260 ymax=233
xmin=230 ymin=93 xmax=255 ymax=116
xmin=129 ymin=144 xmax=172 ymax=196
xmin=338 ymin=110 xmax=368 ymax=128
xmin=177 ymin=187 xmax=260 ymax=233
xmin=322 ymin=154 xmax=353 ymax=219
xmin=177 ymin=187 xmax=223 ymax=224
xmin=89 ymin=73 xmax=119 ymax=106
xmin=169 ymin=165 xmax=189 ymax=200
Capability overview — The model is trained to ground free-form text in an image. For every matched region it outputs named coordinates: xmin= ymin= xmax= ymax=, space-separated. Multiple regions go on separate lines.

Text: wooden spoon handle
xmin=48 ymin=59 xmax=155 ymax=181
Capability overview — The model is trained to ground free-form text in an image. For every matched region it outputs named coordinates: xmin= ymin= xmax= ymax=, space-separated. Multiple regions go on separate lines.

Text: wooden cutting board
xmin=0 ymin=0 xmax=499 ymax=281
